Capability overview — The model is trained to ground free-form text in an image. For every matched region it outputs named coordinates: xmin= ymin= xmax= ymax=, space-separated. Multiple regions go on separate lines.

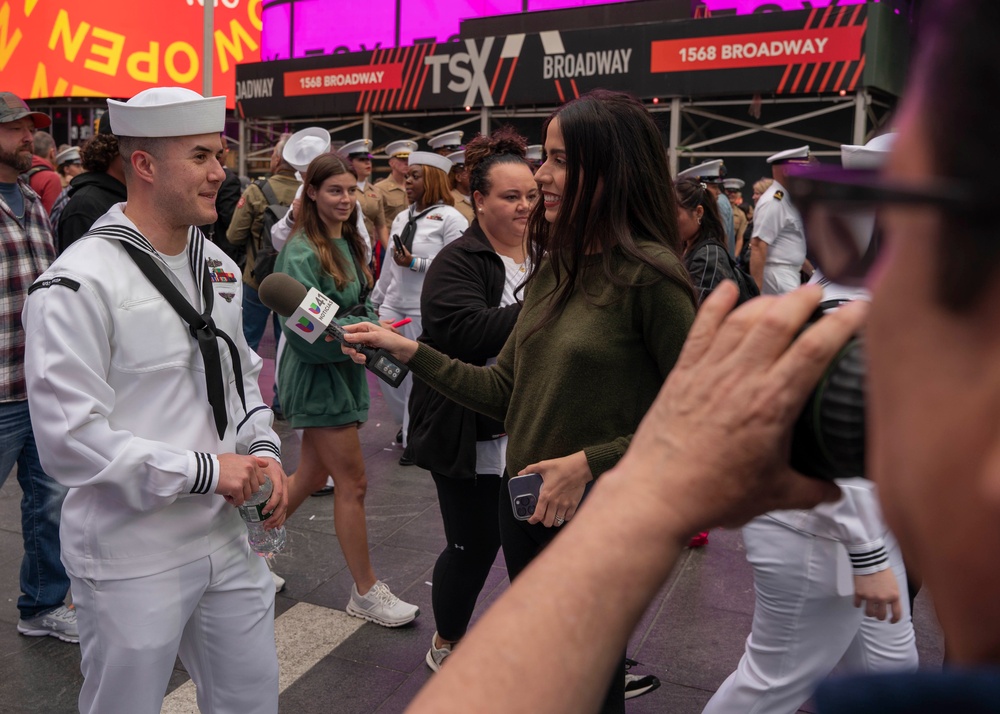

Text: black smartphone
xmin=508 ymin=473 xmax=543 ymax=521
xmin=392 ymin=234 xmax=405 ymax=253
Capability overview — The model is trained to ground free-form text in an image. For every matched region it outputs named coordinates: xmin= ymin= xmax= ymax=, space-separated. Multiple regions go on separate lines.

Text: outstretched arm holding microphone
xmin=341 ymin=282 xmax=863 ymax=714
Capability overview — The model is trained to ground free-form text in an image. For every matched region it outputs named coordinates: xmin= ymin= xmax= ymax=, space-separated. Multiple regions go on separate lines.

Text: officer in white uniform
xmin=677 ymin=159 xmax=736 ymax=255
xmin=22 ymin=87 xmax=287 ymax=714
xmin=751 ymin=146 xmax=811 ymax=295
xmin=702 ymin=134 xmax=917 ymax=714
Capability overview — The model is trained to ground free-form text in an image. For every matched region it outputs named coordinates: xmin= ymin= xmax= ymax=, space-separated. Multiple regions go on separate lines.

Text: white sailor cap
xmin=525 ymin=144 xmax=543 ymax=162
xmin=338 ymin=139 xmax=372 ymax=159
xmin=446 ymin=150 xmax=465 ymax=167
xmin=283 ymin=127 xmax=331 ymax=173
xmin=677 ymin=159 xmax=726 ymax=183
xmin=723 ymin=178 xmax=745 ymax=191
xmin=841 ymin=133 xmax=897 ymax=170
xmin=107 ymin=87 xmax=225 ymax=138
xmin=766 ymin=145 xmax=811 ymax=165
xmin=55 ymin=146 xmax=81 ymax=166
xmin=408 ymin=151 xmax=453 ymax=174
xmin=385 ymin=139 xmax=418 ymax=159
xmin=428 ymin=131 xmax=463 ymax=151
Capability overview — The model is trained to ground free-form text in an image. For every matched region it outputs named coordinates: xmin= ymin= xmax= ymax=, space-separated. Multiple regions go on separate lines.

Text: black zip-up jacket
xmin=407 ymin=221 xmax=522 ymax=479
xmin=57 ymin=171 xmax=127 ymax=254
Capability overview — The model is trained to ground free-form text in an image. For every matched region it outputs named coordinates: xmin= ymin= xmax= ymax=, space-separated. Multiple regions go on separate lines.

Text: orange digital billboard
xmin=0 ymin=0 xmax=261 ymax=108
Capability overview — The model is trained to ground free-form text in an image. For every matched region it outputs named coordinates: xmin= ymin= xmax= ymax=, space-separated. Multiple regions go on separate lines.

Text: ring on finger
xmin=554 ymin=516 xmax=565 ymax=526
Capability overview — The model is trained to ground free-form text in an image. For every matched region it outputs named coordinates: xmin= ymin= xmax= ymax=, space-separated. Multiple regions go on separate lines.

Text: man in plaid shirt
xmin=0 ymin=91 xmax=76 ymax=643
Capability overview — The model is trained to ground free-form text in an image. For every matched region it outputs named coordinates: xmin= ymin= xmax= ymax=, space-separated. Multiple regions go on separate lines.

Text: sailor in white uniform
xmin=703 ymin=134 xmax=918 ymax=714
xmin=22 ymin=87 xmax=287 ymax=714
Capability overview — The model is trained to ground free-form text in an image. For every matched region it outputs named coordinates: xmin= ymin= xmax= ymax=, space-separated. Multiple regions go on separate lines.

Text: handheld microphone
xmin=257 ymin=273 xmax=408 ymax=389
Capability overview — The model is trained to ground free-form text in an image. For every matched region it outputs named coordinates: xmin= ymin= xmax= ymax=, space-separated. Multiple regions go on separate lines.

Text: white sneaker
xmin=346 ymin=580 xmax=419 ymax=628
xmin=425 ymin=631 xmax=453 ymax=672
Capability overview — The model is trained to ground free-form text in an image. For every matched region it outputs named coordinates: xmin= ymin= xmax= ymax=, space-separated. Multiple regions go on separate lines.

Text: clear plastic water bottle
xmin=238 ymin=478 xmax=286 ymax=557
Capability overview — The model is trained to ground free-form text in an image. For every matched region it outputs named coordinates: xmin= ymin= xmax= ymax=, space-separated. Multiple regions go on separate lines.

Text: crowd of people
xmin=1 ymin=0 xmax=997 ymax=711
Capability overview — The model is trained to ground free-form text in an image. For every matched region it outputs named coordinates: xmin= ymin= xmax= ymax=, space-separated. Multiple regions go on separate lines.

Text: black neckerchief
xmin=94 ymin=224 xmax=247 ymax=439
xmin=398 ymin=204 xmax=438 ymax=252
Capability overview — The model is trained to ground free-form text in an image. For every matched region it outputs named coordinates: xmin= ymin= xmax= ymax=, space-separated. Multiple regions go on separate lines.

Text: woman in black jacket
xmin=676 ymin=178 xmax=747 ymax=305
xmin=406 ymin=128 xmax=537 ymax=672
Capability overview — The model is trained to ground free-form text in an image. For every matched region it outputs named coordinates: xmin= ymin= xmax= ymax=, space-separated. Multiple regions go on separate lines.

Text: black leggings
xmin=498 ymin=475 xmax=626 ymax=714
xmin=431 ymin=472 xmax=502 ymax=642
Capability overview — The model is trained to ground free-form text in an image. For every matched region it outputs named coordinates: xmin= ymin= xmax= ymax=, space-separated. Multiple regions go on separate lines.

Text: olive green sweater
xmin=408 ymin=242 xmax=696 ymax=482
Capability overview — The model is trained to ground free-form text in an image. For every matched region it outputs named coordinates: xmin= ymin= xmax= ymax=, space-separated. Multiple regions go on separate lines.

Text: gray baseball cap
xmin=0 ymin=92 xmax=51 ymax=129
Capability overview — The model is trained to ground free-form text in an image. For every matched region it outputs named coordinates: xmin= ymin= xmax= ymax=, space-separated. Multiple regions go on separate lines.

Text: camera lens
xmin=516 ymin=506 xmax=526 ymax=517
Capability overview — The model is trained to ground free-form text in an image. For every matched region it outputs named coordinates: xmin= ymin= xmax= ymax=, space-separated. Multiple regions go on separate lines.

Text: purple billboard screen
xmin=261 ymin=0 xmax=636 ymax=59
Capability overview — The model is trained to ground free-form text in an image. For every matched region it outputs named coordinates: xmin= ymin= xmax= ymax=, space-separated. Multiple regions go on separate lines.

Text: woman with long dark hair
xmin=343 ymin=90 xmax=696 ymax=710
xmin=406 ymin=127 xmax=537 ymax=671
xmin=274 ymin=153 xmax=420 ymax=628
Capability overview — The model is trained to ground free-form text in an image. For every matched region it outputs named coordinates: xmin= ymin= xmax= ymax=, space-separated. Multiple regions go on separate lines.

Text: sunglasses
xmin=784 ymin=165 xmax=987 ymax=285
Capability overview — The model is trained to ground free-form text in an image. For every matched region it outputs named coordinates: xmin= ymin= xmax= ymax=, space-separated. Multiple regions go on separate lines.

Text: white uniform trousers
xmin=70 ymin=535 xmax=278 ymax=714
xmin=762 ymin=263 xmax=802 ymax=296
xmin=375 ymin=307 xmax=421 ymax=445
xmin=702 ymin=516 xmax=918 ymax=714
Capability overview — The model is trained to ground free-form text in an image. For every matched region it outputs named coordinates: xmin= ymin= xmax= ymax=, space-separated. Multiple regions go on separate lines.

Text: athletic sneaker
xmin=17 ymin=604 xmax=79 ymax=644
xmin=425 ymin=631 xmax=453 ymax=672
xmin=346 ymin=580 xmax=419 ymax=627
xmin=271 ymin=570 xmax=286 ymax=593
xmin=624 ymin=658 xmax=661 ymax=700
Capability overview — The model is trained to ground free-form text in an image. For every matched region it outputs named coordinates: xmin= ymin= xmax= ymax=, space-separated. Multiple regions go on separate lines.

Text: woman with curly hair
xmin=274 ymin=153 xmax=420 ymax=628
xmin=406 ymin=127 xmax=537 ymax=672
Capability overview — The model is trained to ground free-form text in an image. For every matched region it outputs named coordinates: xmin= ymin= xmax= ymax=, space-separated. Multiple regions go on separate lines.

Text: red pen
xmin=391 ymin=318 xmax=412 ymax=328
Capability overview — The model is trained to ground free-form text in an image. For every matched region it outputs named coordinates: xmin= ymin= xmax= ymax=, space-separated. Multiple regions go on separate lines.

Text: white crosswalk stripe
xmin=161 ymin=602 xmax=365 ymax=712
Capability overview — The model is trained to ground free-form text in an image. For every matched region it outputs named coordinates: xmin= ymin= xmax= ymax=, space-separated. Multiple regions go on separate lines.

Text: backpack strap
xmin=256 ymin=177 xmax=280 ymax=206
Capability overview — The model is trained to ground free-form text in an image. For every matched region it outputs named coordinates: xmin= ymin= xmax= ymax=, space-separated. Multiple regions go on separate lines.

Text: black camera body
xmin=790 ymin=317 xmax=867 ymax=482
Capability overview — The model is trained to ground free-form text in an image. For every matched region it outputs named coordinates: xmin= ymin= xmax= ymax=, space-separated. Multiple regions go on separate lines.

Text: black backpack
xmin=250 ymin=178 xmax=290 ymax=285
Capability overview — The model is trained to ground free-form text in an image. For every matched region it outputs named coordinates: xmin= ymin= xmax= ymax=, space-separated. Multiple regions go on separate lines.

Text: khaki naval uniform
xmin=226 ymin=170 xmax=299 ymax=289
xmin=732 ymin=204 xmax=748 ymax=252
xmin=375 ymin=175 xmax=407 ymax=226
xmin=450 ymin=189 xmax=476 ymax=224
xmin=357 ymin=180 xmax=387 ymax=246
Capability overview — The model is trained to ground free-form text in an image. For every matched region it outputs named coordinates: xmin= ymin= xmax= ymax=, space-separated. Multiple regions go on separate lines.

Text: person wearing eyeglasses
xmin=750 ymin=147 xmax=813 ymax=294
xmin=702 ymin=134 xmax=918 ymax=714
xmin=387 ymin=1 xmax=1000 ymax=712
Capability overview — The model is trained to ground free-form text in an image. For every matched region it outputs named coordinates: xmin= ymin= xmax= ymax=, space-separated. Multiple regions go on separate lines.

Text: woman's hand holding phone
xmin=519 ymin=451 xmax=592 ymax=528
